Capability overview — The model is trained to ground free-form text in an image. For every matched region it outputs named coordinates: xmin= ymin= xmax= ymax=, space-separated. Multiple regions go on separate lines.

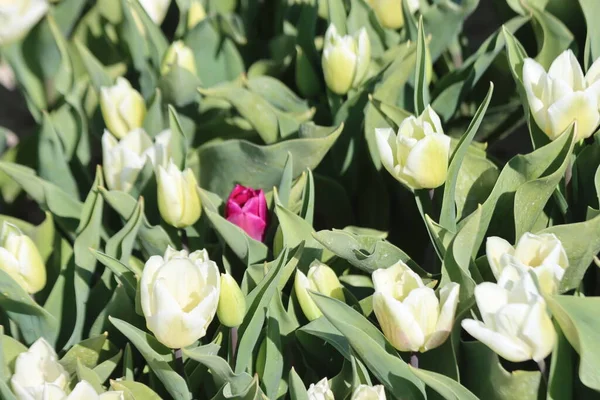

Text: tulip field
xmin=2 ymin=0 xmax=600 ymax=399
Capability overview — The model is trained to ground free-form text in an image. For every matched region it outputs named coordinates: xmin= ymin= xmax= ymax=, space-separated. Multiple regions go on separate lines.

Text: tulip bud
xmin=294 ymin=261 xmax=345 ymax=321
xmin=351 ymin=384 xmax=386 ymax=400
xmin=138 ymin=0 xmax=171 ymax=25
xmin=187 ymin=0 xmax=206 ymax=29
xmin=100 ymin=78 xmax=147 ymax=139
xmin=523 ymin=49 xmax=600 ymax=141
xmin=372 ymin=261 xmax=460 ymax=352
xmin=0 ymin=222 xmax=46 ymax=294
xmin=307 ymin=378 xmax=334 ymax=400
xmin=375 ymin=106 xmax=451 ymax=190
xmin=217 ymin=273 xmax=246 ymax=327
xmin=67 ymin=381 xmax=124 ymax=400
xmin=486 ymin=232 xmax=569 ymax=295
xmin=11 ymin=338 xmax=70 ymax=400
xmin=225 ymin=184 xmax=268 ymax=242
xmin=367 ymin=0 xmax=420 ymax=30
xmin=161 ymin=41 xmax=198 ymax=76
xmin=0 ymin=0 xmax=49 ymax=46
xmin=102 ymin=129 xmax=171 ymax=193
xmin=461 ymin=269 xmax=556 ymax=363
xmin=140 ymin=246 xmax=220 ymax=348
xmin=157 ymin=161 xmax=202 ymax=228
xmin=322 ymin=24 xmax=371 ymax=95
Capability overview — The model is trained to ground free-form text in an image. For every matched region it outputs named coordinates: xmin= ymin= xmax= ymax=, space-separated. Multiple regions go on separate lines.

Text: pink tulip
xmin=225 ymin=184 xmax=268 ymax=242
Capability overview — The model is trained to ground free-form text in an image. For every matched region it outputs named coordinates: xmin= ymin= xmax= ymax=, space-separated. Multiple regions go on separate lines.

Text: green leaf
xmin=73 ymin=40 xmax=113 ymax=92
xmin=0 ymin=269 xmax=58 ymax=345
xmin=580 ymin=0 xmax=600 ymax=68
xmin=160 ymin=66 xmax=202 ymax=107
xmin=547 ymin=321 xmax=573 ymax=400
xmin=105 ymin=197 xmax=144 ymax=264
xmin=289 ymin=367 xmax=309 ymax=400
xmin=410 ymin=367 xmax=478 ymax=400
xmin=413 ymin=17 xmax=429 ymax=116
xmin=76 ymin=359 xmax=105 ymax=393
xmin=246 ymin=76 xmax=310 ymax=114
xmin=60 ymin=334 xmax=107 ymax=375
xmin=310 ymin=293 xmax=426 ymax=399
xmin=93 ymin=349 xmax=122 ymax=383
xmin=297 ymin=316 xmax=352 ymax=360
xmin=109 ymin=317 xmax=191 ymax=400
xmin=530 ymin=5 xmax=574 ymax=69
xmin=258 ymin=312 xmax=283 ymax=398
xmin=183 ymin=345 xmax=253 ymax=390
xmin=91 ymin=250 xmax=138 ymax=300
xmin=439 ymin=83 xmax=493 ymax=232
xmin=0 ymin=329 xmax=19 ymax=400
xmin=167 ymin=106 xmax=189 ymax=170
xmin=110 ymin=380 xmax=162 ymax=400
xmin=195 ymin=123 xmax=343 ymax=198
xmin=327 ymin=0 xmax=347 ymax=35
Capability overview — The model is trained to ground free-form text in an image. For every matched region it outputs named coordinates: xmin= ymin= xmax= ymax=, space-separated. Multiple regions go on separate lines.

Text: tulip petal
xmin=352 ymin=28 xmax=371 ymax=87
xmin=371 ymin=261 xmax=423 ymax=298
xmin=373 ymin=292 xmax=424 ymax=352
xmin=519 ymin=297 xmax=556 ymax=362
xmin=485 ymin=236 xmax=514 ymax=279
xmin=403 ymin=133 xmax=450 ymax=189
xmin=548 ymin=50 xmax=586 ymax=91
xmin=147 ymin=279 xmax=194 ymax=348
xmin=474 ymin=282 xmax=508 ymax=328
xmin=375 ymin=128 xmax=399 ymax=177
xmin=547 ymin=90 xmax=599 ymax=140
xmin=139 ymin=255 xmax=165 ymax=317
xmin=69 ymin=381 xmax=100 ymax=399
xmin=425 ymin=283 xmax=460 ymax=350
xmin=461 ymin=319 xmax=531 ymax=362
xmin=227 ymin=212 xmax=267 ymax=242
xmin=402 ymin=287 xmax=439 ymax=340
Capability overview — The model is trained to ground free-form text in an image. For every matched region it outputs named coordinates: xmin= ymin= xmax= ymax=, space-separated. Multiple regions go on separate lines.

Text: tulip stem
xmin=231 ymin=327 xmax=239 ymax=360
xmin=180 ymin=229 xmax=189 ymax=252
xmin=174 ymin=348 xmax=185 ymax=378
xmin=537 ymin=359 xmax=548 ymax=389
xmin=410 ymin=353 xmax=419 ymax=369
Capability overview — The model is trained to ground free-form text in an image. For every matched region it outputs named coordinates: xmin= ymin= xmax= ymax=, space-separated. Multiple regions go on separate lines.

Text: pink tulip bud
xmin=225 ymin=184 xmax=268 ymax=242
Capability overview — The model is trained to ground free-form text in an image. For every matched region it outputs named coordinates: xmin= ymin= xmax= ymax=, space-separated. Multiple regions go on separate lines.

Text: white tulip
xmin=161 ymin=41 xmax=197 ymax=76
xmin=461 ymin=269 xmax=556 ymax=363
xmin=138 ymin=0 xmax=171 ymax=25
xmin=66 ymin=381 xmax=123 ymax=400
xmin=351 ymin=384 xmax=386 ymax=400
xmin=294 ymin=260 xmax=345 ymax=321
xmin=0 ymin=222 xmax=46 ymax=294
xmin=0 ymin=0 xmax=49 ymax=46
xmin=307 ymin=378 xmax=334 ymax=400
xmin=375 ymin=106 xmax=451 ymax=190
xmin=486 ymin=232 xmax=569 ymax=295
xmin=156 ymin=161 xmax=202 ymax=228
xmin=523 ymin=49 xmax=600 ymax=141
xmin=322 ymin=24 xmax=371 ymax=95
xmin=372 ymin=261 xmax=459 ymax=352
xmin=367 ymin=0 xmax=419 ymax=30
xmin=140 ymin=246 xmax=220 ymax=348
xmin=187 ymin=0 xmax=206 ymax=29
xmin=11 ymin=338 xmax=69 ymax=400
xmin=102 ymin=128 xmax=172 ymax=193
xmin=100 ymin=78 xmax=147 ymax=139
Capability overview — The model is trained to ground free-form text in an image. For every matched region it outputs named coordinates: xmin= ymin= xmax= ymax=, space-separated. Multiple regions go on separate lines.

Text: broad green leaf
xmin=580 ymin=0 xmax=600 ymax=68
xmin=168 ymin=106 xmax=189 ymax=170
xmin=110 ymin=380 xmax=162 ymax=400
xmin=195 ymin=123 xmax=343 ymax=198
xmin=0 ymin=329 xmax=19 ymax=400
xmin=258 ymin=313 xmax=283 ymax=399
xmin=160 ymin=66 xmax=202 ymax=107
xmin=91 ymin=250 xmax=137 ymax=300
xmin=183 ymin=345 xmax=253 ymax=391
xmin=93 ymin=350 xmax=122 ymax=383
xmin=413 ymin=17 xmax=429 ymax=116
xmin=76 ymin=359 xmax=105 ymax=393
xmin=109 ymin=317 xmax=191 ymax=400
xmin=410 ymin=367 xmax=478 ymax=400
xmin=548 ymin=321 xmax=573 ymax=400
xmin=246 ymin=76 xmax=310 ymax=114
xmin=60 ymin=334 xmax=107 ymax=375
xmin=105 ymin=197 xmax=144 ymax=264
xmin=297 ymin=316 xmax=352 ymax=360
xmin=289 ymin=368 xmax=309 ymax=400
xmin=327 ymin=0 xmax=347 ymax=35
xmin=530 ymin=6 xmax=574 ymax=69
xmin=73 ymin=40 xmax=113 ymax=92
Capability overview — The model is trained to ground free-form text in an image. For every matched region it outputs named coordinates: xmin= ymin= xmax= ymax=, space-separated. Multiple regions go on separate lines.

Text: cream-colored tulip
xmin=0 ymin=0 xmax=49 ymax=46
xmin=294 ymin=260 xmax=345 ymax=321
xmin=140 ymin=246 xmax=220 ymax=348
xmin=372 ymin=261 xmax=459 ymax=352
xmin=187 ymin=0 xmax=206 ymax=29
xmin=217 ymin=273 xmax=246 ymax=328
xmin=307 ymin=378 xmax=334 ymax=400
xmin=161 ymin=41 xmax=197 ymax=76
xmin=351 ymin=384 xmax=386 ymax=400
xmin=0 ymin=222 xmax=46 ymax=294
xmin=138 ymin=0 xmax=171 ymax=25
xmin=461 ymin=269 xmax=556 ymax=363
xmin=156 ymin=161 xmax=201 ymax=228
xmin=11 ymin=338 xmax=69 ymax=400
xmin=367 ymin=0 xmax=419 ymax=30
xmin=322 ymin=24 xmax=371 ymax=95
xmin=102 ymin=128 xmax=171 ymax=192
xmin=375 ymin=106 xmax=451 ymax=190
xmin=523 ymin=50 xmax=600 ymax=141
xmin=100 ymin=78 xmax=147 ymax=139
xmin=486 ymin=233 xmax=569 ymax=295
xmin=67 ymin=381 xmax=123 ymax=400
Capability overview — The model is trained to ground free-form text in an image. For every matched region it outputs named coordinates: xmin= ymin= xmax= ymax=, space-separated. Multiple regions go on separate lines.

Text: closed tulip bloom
xmin=372 ymin=261 xmax=460 ymax=352
xmin=461 ymin=270 xmax=556 ymax=363
xmin=225 ymin=184 xmax=268 ymax=242
xmin=0 ymin=222 xmax=46 ymax=294
xmin=486 ymin=233 xmax=569 ymax=295
xmin=367 ymin=0 xmax=419 ymax=30
xmin=307 ymin=378 xmax=334 ymax=400
xmin=67 ymin=381 xmax=123 ymax=400
xmin=217 ymin=273 xmax=246 ymax=327
xmin=140 ymin=247 xmax=220 ymax=348
xmin=375 ymin=106 xmax=451 ymax=190
xmin=523 ymin=50 xmax=600 ymax=141
xmin=161 ymin=41 xmax=197 ymax=76
xmin=102 ymin=128 xmax=171 ymax=193
xmin=294 ymin=260 xmax=346 ymax=321
xmin=351 ymin=384 xmax=386 ymax=400
xmin=157 ymin=161 xmax=202 ymax=228
xmin=100 ymin=78 xmax=147 ymax=139
xmin=138 ymin=0 xmax=171 ymax=24
xmin=187 ymin=0 xmax=206 ymax=29
xmin=11 ymin=338 xmax=69 ymax=400
xmin=0 ymin=0 xmax=49 ymax=46
xmin=322 ymin=24 xmax=371 ymax=95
